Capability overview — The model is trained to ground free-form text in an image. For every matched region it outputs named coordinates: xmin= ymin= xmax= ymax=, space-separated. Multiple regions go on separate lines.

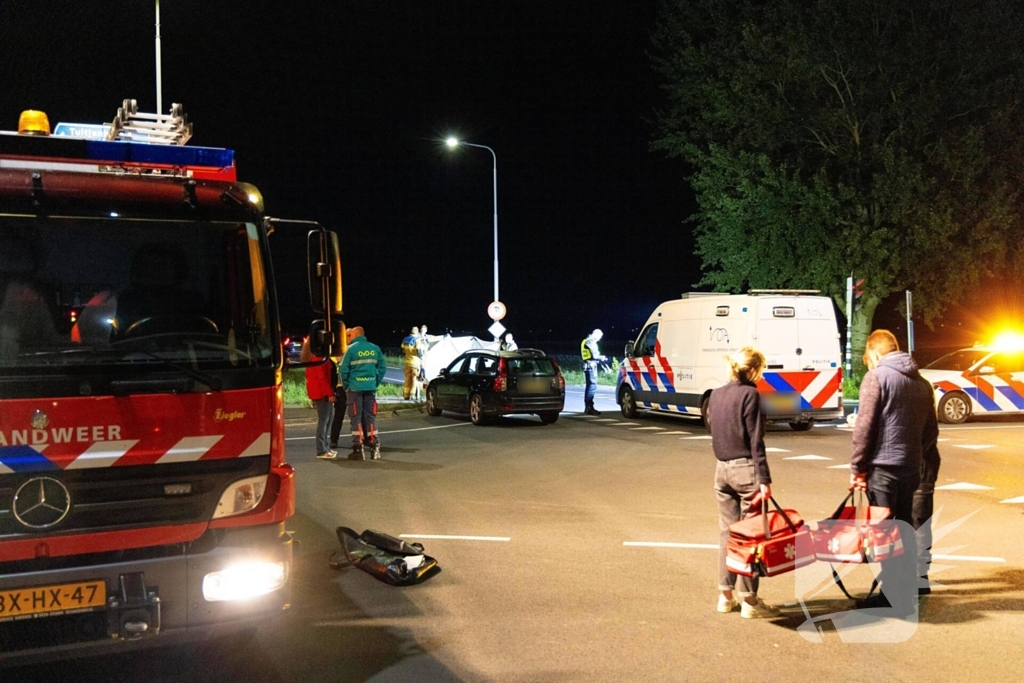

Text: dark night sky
xmin=1 ymin=2 xmax=1015 ymax=354
xmin=0 ymin=1 xmax=696 ymax=349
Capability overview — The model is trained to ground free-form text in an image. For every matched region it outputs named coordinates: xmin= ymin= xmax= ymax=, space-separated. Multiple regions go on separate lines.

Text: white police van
xmin=616 ymin=291 xmax=843 ymax=430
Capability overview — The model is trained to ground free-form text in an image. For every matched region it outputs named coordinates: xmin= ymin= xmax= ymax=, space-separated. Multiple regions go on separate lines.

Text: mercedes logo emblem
xmin=31 ymin=410 xmax=50 ymax=430
xmin=12 ymin=477 xmax=72 ymax=530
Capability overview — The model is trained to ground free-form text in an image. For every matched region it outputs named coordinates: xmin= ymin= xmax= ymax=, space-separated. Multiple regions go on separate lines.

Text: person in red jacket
xmin=302 ymin=338 xmax=336 ymax=459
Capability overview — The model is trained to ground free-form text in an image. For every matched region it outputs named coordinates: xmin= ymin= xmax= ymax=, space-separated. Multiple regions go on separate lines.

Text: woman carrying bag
xmin=708 ymin=347 xmax=780 ymax=619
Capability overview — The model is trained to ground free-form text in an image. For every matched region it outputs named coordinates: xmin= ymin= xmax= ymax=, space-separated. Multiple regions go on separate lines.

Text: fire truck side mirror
xmin=307 ymin=230 xmax=343 ymax=315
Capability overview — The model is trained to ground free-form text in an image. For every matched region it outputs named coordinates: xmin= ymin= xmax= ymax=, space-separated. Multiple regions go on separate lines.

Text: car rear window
xmin=508 ymin=358 xmax=555 ymax=375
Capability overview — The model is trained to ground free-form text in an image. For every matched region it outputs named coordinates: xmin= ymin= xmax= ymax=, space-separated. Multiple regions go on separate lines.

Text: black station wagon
xmin=426 ymin=349 xmax=566 ymax=425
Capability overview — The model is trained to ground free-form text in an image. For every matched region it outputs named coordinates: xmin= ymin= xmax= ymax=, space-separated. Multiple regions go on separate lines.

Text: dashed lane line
xmin=623 ymin=542 xmax=717 ymax=549
xmin=766 ymin=448 xmax=791 ymax=453
xmin=932 ymin=554 xmax=1005 ymax=563
xmin=1000 ymin=496 xmax=1024 ymax=504
xmin=935 ymin=482 xmax=995 ymax=491
xmin=591 ymin=419 xmax=619 ymax=423
xmin=681 ymin=436 xmax=713 ymax=440
xmin=399 ymin=534 xmax=510 ymax=542
xmin=285 ymin=422 xmax=472 ymax=441
xmin=611 ymin=422 xmax=642 ymax=426
xmin=954 ymin=444 xmax=996 ymax=450
xmin=827 ymin=464 xmax=851 ymax=469
xmin=657 ymin=431 xmax=692 ymax=435
xmin=783 ymin=455 xmax=832 ymax=461
xmin=630 ymin=427 xmax=665 ymax=431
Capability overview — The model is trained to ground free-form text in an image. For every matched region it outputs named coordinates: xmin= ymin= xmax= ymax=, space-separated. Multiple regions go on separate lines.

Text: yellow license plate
xmin=0 ymin=580 xmax=106 ymax=623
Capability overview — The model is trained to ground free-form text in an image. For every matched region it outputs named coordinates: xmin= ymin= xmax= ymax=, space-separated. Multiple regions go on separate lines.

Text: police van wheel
xmin=700 ymin=394 xmax=711 ymax=426
xmin=620 ymin=387 xmax=638 ymax=418
xmin=789 ymin=421 xmax=813 ymax=432
xmin=539 ymin=411 xmax=559 ymax=424
xmin=426 ymin=389 xmax=442 ymax=416
xmin=938 ymin=392 xmax=970 ymax=424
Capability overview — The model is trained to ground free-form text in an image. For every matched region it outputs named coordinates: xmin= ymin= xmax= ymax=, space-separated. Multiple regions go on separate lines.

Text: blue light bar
xmin=84 ymin=140 xmax=234 ymax=168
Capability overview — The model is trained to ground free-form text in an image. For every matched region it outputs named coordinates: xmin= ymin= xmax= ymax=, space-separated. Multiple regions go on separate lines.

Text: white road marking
xmin=681 ymin=436 xmax=713 ymax=440
xmin=285 ymin=422 xmax=471 ymax=441
xmin=629 ymin=426 xmax=663 ymax=431
xmin=657 ymin=430 xmax=692 ymax=435
xmin=940 ymin=424 xmax=1024 ymax=431
xmin=623 ymin=542 xmax=718 ymax=549
xmin=937 ymin=438 xmax=950 ymax=442
xmin=827 ymin=464 xmax=851 ymax=469
xmin=783 ymin=455 xmax=832 ymax=461
xmin=765 ymin=448 xmax=791 ymax=453
xmin=399 ymin=534 xmax=510 ymax=542
xmin=955 ymin=444 xmax=995 ymax=450
xmin=591 ymin=419 xmax=619 ymax=422
xmin=935 ymin=482 xmax=995 ymax=491
xmin=1000 ymin=496 xmax=1024 ymax=504
xmin=612 ymin=422 xmax=642 ymax=426
xmin=813 ymin=423 xmax=835 ymax=428
xmin=570 ymin=414 xmax=601 ymax=419
xmin=932 ymin=554 xmax=1005 ymax=563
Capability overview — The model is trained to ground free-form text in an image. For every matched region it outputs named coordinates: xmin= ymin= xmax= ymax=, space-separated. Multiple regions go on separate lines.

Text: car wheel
xmin=700 ymin=393 xmax=711 ymax=427
xmin=620 ymin=386 xmax=638 ymax=418
xmin=426 ymin=388 xmax=442 ymax=416
xmin=938 ymin=391 xmax=970 ymax=424
xmin=539 ymin=411 xmax=559 ymax=424
xmin=469 ymin=394 xmax=488 ymax=425
xmin=789 ymin=421 xmax=813 ymax=432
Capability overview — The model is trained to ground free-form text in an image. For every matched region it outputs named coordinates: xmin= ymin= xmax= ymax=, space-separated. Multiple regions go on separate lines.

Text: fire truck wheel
xmin=619 ymin=386 xmax=638 ymax=418
xmin=938 ymin=391 xmax=971 ymax=424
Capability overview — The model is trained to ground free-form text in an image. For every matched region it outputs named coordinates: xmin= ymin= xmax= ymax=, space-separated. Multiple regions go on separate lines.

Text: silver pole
xmin=492 ymin=158 xmax=499 ymax=303
xmin=155 ymin=0 xmax=163 ymax=114
xmin=845 ymin=275 xmax=853 ymax=378
xmin=906 ymin=290 xmax=914 ymax=354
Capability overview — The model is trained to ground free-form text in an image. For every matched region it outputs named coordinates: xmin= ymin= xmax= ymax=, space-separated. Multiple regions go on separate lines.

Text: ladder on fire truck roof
xmin=106 ymin=99 xmax=192 ymax=145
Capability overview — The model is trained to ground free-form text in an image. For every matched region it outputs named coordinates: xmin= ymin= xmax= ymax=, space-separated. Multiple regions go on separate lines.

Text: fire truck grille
xmin=0 ymin=456 xmax=270 ymax=538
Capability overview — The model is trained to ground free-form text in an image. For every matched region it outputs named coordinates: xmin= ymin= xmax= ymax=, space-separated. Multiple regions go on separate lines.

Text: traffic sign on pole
xmin=488 ymin=301 xmax=506 ymax=321
xmin=488 ymin=321 xmax=507 ymax=339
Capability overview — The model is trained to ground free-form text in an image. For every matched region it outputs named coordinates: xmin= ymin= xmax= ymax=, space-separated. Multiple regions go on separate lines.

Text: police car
xmin=920 ymin=337 xmax=1024 ymax=423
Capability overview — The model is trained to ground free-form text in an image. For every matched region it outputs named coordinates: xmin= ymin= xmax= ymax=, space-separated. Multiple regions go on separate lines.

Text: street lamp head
xmin=445 ymin=136 xmax=460 ymax=149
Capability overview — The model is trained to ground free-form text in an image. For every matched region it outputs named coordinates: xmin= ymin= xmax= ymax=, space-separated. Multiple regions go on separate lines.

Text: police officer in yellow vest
xmin=581 ymin=329 xmax=606 ymax=415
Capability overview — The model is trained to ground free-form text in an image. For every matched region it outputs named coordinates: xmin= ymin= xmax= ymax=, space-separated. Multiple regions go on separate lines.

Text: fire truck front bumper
xmin=0 ymin=522 xmax=292 ymax=667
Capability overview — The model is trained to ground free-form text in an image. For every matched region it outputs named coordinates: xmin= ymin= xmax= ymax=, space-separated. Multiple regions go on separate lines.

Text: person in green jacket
xmin=339 ymin=326 xmax=388 ymax=460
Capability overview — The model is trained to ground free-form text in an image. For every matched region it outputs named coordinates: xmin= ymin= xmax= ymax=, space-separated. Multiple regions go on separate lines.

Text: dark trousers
xmin=868 ymin=465 xmax=920 ymax=608
xmin=584 ymin=363 xmax=598 ymax=408
xmin=715 ymin=458 xmax=761 ymax=597
xmin=329 ymin=386 xmax=348 ymax=446
xmin=913 ymin=484 xmax=934 ymax=581
xmin=348 ymin=390 xmax=378 ymax=447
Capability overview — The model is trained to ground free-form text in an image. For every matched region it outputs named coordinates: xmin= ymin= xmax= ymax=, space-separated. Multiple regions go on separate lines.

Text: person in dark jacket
xmin=849 ymin=329 xmax=941 ymax=613
xmin=707 ymin=346 xmax=780 ymax=619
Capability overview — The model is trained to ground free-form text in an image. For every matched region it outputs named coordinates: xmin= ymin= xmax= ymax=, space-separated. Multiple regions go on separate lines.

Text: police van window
xmin=926 ymin=349 xmax=989 ymax=372
xmin=636 ymin=323 xmax=659 ymax=357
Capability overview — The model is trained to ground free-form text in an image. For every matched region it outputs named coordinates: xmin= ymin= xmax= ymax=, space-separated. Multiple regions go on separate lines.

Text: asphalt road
xmin=11 ymin=407 xmax=1024 ymax=682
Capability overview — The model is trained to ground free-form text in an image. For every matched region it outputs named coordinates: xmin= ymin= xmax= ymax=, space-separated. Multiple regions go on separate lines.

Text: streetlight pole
xmin=446 ymin=138 xmax=499 ymax=304
xmin=155 ymin=0 xmax=163 ymax=114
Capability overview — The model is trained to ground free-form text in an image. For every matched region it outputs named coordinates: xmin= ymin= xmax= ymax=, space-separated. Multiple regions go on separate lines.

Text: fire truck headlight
xmin=212 ymin=475 xmax=268 ymax=519
xmin=202 ymin=560 xmax=289 ymax=602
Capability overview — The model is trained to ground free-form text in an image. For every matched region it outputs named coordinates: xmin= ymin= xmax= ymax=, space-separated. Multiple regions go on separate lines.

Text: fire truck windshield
xmin=0 ymin=216 xmax=275 ymax=375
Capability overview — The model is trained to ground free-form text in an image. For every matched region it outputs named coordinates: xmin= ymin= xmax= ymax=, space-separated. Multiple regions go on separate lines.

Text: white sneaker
xmin=316 ymin=450 xmax=338 ymax=460
xmin=741 ymin=598 xmax=780 ymax=619
xmin=717 ymin=595 xmax=738 ymax=613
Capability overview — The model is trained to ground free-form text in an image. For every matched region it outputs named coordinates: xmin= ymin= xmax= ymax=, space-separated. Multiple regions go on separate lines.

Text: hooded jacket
xmin=851 ymin=351 xmax=941 ymax=481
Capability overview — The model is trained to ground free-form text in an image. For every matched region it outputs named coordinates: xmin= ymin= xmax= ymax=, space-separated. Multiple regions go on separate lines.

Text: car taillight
xmin=494 ymin=357 xmax=508 ymax=392
xmin=549 ymin=359 xmax=565 ymax=390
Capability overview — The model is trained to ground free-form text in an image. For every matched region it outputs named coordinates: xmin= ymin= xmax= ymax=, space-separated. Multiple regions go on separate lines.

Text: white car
xmin=920 ymin=345 xmax=1024 ymax=423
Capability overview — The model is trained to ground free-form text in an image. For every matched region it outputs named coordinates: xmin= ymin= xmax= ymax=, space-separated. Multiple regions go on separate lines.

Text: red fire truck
xmin=0 ymin=102 xmax=342 ymax=664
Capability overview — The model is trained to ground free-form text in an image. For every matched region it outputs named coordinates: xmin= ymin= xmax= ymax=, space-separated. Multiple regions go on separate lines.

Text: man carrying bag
xmin=848 ymin=330 xmax=941 ymax=615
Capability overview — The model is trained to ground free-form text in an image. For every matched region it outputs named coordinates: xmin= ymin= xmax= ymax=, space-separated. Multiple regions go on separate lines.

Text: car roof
xmin=461 ymin=348 xmax=548 ymax=358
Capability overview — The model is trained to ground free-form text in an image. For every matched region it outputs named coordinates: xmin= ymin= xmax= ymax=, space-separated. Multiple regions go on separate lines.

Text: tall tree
xmin=652 ymin=0 xmax=1024 ymax=375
